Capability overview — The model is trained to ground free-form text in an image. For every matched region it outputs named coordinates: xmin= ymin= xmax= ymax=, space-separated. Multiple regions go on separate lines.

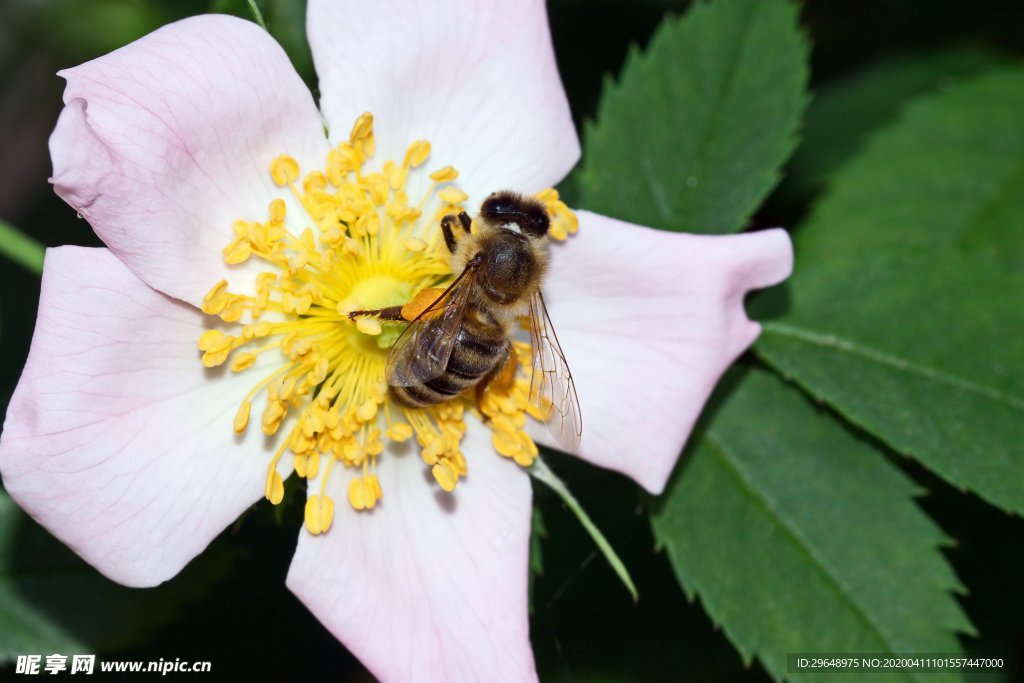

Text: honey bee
xmin=350 ymin=190 xmax=581 ymax=451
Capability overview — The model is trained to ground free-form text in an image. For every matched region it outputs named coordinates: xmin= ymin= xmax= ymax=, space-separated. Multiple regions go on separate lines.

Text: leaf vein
xmin=704 ymin=433 xmax=905 ymax=666
xmin=762 ymin=322 xmax=1024 ymax=411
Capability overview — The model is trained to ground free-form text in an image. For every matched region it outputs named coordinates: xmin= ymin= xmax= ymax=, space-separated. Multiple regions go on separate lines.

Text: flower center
xmin=196 ymin=113 xmax=578 ymax=535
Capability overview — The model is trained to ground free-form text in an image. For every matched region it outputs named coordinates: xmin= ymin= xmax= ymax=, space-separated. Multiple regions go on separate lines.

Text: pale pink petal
xmin=533 ymin=212 xmax=793 ymax=493
xmin=287 ymin=422 xmax=536 ymax=683
xmin=50 ymin=15 xmax=329 ymax=308
xmin=0 ymin=247 xmax=291 ymax=587
xmin=307 ymin=0 xmax=579 ymax=201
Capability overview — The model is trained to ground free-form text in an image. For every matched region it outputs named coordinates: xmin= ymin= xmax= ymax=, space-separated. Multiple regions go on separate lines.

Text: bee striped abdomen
xmin=391 ymin=304 xmax=509 ymax=408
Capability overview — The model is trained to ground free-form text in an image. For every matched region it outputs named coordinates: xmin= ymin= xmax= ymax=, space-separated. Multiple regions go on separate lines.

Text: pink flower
xmin=0 ymin=1 xmax=791 ymax=681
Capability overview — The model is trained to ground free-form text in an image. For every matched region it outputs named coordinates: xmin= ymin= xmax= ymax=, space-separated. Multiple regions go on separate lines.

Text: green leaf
xmin=0 ymin=491 xmax=235 ymax=662
xmin=0 ymin=219 xmax=44 ymax=276
xmin=651 ymin=368 xmax=973 ymax=683
xmin=755 ymin=68 xmax=1024 ymax=513
xmin=795 ymin=68 xmax=1024 ymax=269
xmin=784 ymin=46 xmax=1010 ymax=200
xmin=579 ymin=0 xmax=809 ymax=234
xmin=757 ymin=248 xmax=1024 ymax=514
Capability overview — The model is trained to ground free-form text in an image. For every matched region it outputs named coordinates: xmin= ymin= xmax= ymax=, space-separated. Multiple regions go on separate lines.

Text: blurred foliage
xmin=782 ymin=45 xmax=1012 ymax=201
xmin=1 ymin=0 xmax=1023 ymax=681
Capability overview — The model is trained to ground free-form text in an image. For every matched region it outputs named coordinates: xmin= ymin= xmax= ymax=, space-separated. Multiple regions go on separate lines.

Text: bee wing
xmin=528 ymin=290 xmax=582 ymax=453
xmin=386 ymin=263 xmax=480 ymax=387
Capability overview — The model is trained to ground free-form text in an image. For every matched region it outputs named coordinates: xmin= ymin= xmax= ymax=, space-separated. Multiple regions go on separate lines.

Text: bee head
xmin=479 ymin=191 xmax=550 ymax=238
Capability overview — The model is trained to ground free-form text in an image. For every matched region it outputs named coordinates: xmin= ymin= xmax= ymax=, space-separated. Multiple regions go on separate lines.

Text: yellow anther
xmin=252 ymin=321 xmax=273 ymax=337
xmin=404 ymin=140 xmax=431 ymax=168
xmin=366 ymin=474 xmax=383 ymax=500
xmin=230 ymin=352 xmax=257 ymax=372
xmin=383 ymin=161 xmax=408 ymax=191
xmin=438 ymin=187 xmax=468 ymax=205
xmin=356 ymin=317 xmax=382 ymax=336
xmin=554 ymin=200 xmax=579 ymax=234
xmin=201 ymin=348 xmax=231 ymax=368
xmin=309 ymin=357 xmax=330 ymax=385
xmin=265 ymin=469 xmax=285 ymax=505
xmin=369 ymin=380 xmax=389 ymax=403
xmin=306 ymin=451 xmax=321 ymax=479
xmin=386 ymin=422 xmax=413 ymax=442
xmin=262 ymin=400 xmax=287 ymax=435
xmin=268 ymin=198 xmax=287 ymax=223
xmin=451 ymin=451 xmax=468 ymax=476
xmin=366 ymin=436 xmax=384 ymax=458
xmin=198 ymin=329 xmax=231 ymax=352
xmin=233 ymin=400 xmax=251 ymax=433
xmin=348 ymin=477 xmax=371 ymax=510
xmin=519 ymin=431 xmax=539 ymax=457
xmin=492 ymin=429 xmax=522 ymax=457
xmin=387 ymin=202 xmax=421 ymax=224
xmin=356 ymin=399 xmax=378 ymax=422
xmin=343 ymin=237 xmax=364 ymax=256
xmin=349 ymin=112 xmax=373 ymax=144
xmin=535 ymin=188 xmax=559 ymax=203
xmin=421 ymin=438 xmax=444 ymax=466
xmin=271 ymin=154 xmax=300 ymax=186
xmin=303 ymin=171 xmax=328 ymax=193
xmin=429 ymin=165 xmax=458 ymax=182
xmin=202 ymin=280 xmax=229 ymax=314
xmin=304 ymin=494 xmax=335 ymax=534
xmin=362 ymin=173 xmax=388 ymax=204
xmin=432 ymin=459 xmax=458 ymax=492
xmin=513 ymin=449 xmax=535 ymax=467
xmin=222 ymin=239 xmax=252 ymax=265
xmin=403 ymin=237 xmax=427 ymax=252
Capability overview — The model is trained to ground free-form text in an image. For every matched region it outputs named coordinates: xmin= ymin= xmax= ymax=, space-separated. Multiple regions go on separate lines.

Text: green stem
xmin=246 ymin=0 xmax=268 ymax=30
xmin=0 ymin=219 xmax=45 ymax=276
xmin=530 ymin=457 xmax=638 ymax=602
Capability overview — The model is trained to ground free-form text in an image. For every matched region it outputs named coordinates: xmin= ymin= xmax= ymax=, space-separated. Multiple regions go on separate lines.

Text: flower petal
xmin=533 ymin=212 xmax=793 ymax=493
xmin=0 ymin=247 xmax=291 ymax=587
xmin=287 ymin=421 xmax=536 ymax=683
xmin=50 ymin=15 xmax=329 ymax=307
xmin=306 ymin=0 xmax=579 ymax=200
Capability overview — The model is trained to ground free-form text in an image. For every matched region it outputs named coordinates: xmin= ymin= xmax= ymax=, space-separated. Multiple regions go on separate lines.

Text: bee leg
xmin=347 ymin=306 xmax=405 ymax=321
xmin=441 ymin=211 xmax=472 ymax=253
xmin=441 ymin=215 xmax=459 ymax=253
xmin=474 ymin=346 xmax=518 ymax=417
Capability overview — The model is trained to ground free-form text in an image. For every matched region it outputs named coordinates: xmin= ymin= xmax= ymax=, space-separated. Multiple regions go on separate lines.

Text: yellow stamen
xmin=304 ymin=494 xmax=335 ymax=535
xmin=271 ymin=154 xmax=300 ymax=186
xmin=233 ymin=400 xmax=251 ymax=434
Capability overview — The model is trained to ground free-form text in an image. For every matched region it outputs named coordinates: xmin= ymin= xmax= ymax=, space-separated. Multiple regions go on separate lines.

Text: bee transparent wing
xmin=386 ymin=263 xmax=479 ymax=387
xmin=528 ymin=290 xmax=582 ymax=452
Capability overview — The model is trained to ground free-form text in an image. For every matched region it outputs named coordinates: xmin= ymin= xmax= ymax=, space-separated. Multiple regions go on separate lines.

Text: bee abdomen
xmin=391 ymin=313 xmax=509 ymax=408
